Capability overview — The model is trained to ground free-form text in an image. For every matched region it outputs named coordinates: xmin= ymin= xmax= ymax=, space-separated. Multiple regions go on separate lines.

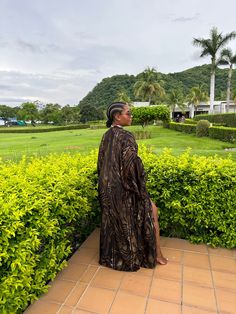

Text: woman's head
xmin=106 ymin=102 xmax=132 ymax=127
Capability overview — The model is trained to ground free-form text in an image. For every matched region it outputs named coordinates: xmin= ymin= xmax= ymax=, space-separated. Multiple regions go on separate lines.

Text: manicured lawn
xmin=0 ymin=125 xmax=235 ymax=161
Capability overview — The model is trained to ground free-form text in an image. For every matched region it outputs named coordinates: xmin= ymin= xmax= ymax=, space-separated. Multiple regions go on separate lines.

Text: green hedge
xmin=0 ymin=124 xmax=90 ymax=133
xmin=184 ymin=119 xmax=197 ymax=125
xmin=131 ymin=105 xmax=170 ymax=126
xmin=1 ymin=148 xmax=236 ymax=313
xmin=140 ymin=146 xmax=236 ymax=248
xmin=0 ymin=152 xmax=99 ymax=313
xmin=194 ymin=113 xmax=236 ymax=127
xmin=209 ymin=126 xmax=236 ymax=143
xmin=169 ymin=122 xmax=197 ymax=134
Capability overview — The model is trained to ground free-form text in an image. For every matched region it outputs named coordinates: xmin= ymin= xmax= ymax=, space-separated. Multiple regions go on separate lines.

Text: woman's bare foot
xmin=157 ymin=256 xmax=168 ymax=265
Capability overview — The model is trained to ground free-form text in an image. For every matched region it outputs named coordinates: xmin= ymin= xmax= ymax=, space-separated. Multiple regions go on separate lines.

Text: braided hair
xmin=106 ymin=102 xmax=127 ymax=128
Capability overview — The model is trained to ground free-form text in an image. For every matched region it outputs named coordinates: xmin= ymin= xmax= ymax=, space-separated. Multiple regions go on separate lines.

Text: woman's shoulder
xmin=118 ymin=127 xmax=134 ymax=138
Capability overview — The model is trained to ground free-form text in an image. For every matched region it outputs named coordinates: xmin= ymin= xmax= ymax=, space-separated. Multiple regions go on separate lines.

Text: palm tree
xmin=186 ymin=85 xmax=209 ymax=118
xmin=167 ymin=89 xmax=185 ymax=120
xmin=134 ymin=67 xmax=165 ymax=105
xmin=232 ymin=89 xmax=236 ymax=113
xmin=193 ymin=27 xmax=236 ymax=114
xmin=219 ymin=48 xmax=236 ymax=112
xmin=115 ymin=90 xmax=131 ymax=103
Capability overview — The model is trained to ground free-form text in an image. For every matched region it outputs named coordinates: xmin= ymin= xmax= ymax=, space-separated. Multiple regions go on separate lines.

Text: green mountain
xmin=79 ymin=64 xmax=236 ymax=108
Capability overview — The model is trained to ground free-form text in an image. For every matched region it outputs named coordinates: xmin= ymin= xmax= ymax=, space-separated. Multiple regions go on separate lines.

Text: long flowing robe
xmin=97 ymin=126 xmax=157 ymax=271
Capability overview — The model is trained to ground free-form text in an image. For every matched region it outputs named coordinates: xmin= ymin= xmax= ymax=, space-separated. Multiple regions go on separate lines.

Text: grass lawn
xmin=0 ymin=125 xmax=236 ymax=161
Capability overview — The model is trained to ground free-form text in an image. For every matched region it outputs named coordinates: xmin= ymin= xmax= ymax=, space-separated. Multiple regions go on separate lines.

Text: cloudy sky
xmin=1 ymin=0 xmax=236 ymax=106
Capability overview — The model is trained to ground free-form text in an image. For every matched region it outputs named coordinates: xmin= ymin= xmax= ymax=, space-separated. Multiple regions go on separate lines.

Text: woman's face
xmin=116 ymin=105 xmax=132 ymax=126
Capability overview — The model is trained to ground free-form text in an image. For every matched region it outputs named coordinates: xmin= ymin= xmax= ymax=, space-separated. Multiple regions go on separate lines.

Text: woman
xmin=98 ymin=102 xmax=167 ymax=271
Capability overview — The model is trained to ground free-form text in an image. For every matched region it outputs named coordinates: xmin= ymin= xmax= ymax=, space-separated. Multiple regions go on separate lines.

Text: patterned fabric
xmin=98 ymin=126 xmax=157 ymax=271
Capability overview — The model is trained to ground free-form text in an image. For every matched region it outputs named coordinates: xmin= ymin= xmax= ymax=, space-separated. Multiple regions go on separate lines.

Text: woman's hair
xmin=106 ymin=102 xmax=127 ymax=128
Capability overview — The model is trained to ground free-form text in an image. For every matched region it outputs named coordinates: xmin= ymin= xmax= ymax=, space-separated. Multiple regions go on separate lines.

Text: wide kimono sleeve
xmin=97 ymin=134 xmax=105 ymax=176
xmin=121 ymin=132 xmax=150 ymax=201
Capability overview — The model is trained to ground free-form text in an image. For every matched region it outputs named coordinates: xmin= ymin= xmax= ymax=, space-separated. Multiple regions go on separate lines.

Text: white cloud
xmin=0 ymin=0 xmax=236 ymax=106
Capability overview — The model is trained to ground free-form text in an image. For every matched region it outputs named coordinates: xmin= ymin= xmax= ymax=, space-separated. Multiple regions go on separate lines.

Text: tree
xmin=219 ymin=48 xmax=236 ymax=112
xmin=131 ymin=105 xmax=170 ymax=127
xmin=0 ymin=105 xmax=18 ymax=120
xmin=79 ymin=104 xmax=104 ymax=123
xmin=186 ymin=85 xmax=209 ymax=118
xmin=134 ymin=67 xmax=165 ymax=104
xmin=167 ymin=89 xmax=185 ymax=120
xmin=193 ymin=27 xmax=236 ymax=114
xmin=40 ymin=103 xmax=61 ymax=124
xmin=60 ymin=105 xmax=80 ymax=124
xmin=17 ymin=102 xmax=39 ymax=121
xmin=115 ymin=90 xmax=131 ymax=103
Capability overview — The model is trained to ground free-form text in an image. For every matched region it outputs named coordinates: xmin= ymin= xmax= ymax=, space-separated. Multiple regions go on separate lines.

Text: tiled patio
xmin=24 ymin=228 xmax=236 ymax=314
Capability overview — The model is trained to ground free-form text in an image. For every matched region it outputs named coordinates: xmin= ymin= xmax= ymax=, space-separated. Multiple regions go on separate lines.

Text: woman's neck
xmin=111 ymin=124 xmax=122 ymax=128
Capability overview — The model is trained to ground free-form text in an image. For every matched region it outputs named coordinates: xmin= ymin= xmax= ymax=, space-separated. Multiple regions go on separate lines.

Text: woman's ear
xmin=114 ymin=112 xmax=121 ymax=121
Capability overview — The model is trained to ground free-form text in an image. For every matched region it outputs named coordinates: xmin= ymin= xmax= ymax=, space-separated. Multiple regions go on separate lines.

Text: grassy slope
xmin=0 ymin=126 xmax=235 ymax=161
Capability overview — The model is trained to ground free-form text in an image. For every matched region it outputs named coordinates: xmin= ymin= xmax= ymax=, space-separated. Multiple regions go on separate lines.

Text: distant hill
xmin=78 ymin=64 xmax=236 ymax=109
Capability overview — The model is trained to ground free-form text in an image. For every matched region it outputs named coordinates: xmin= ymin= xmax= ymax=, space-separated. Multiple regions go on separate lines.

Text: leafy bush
xmin=184 ymin=119 xmax=197 ymax=125
xmin=209 ymin=126 xmax=236 ymax=143
xmin=196 ymin=120 xmax=211 ymax=137
xmin=168 ymin=122 xmax=196 ymax=134
xmin=0 ymin=152 xmax=99 ymax=313
xmin=140 ymin=146 xmax=236 ymax=248
xmin=1 ymin=147 xmax=236 ymax=313
xmin=131 ymin=105 xmax=170 ymax=127
xmin=194 ymin=113 xmax=236 ymax=127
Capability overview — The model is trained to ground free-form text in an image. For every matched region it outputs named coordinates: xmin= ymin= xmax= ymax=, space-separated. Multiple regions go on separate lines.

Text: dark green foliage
xmin=78 ymin=74 xmax=137 ymax=109
xmin=194 ymin=113 xmax=236 ymax=127
xmin=78 ymin=65 xmax=236 ymax=110
xmin=168 ymin=122 xmax=197 ymax=134
xmin=79 ymin=104 xmax=104 ymax=123
xmin=0 ymin=124 xmax=90 ymax=133
xmin=169 ymin=64 xmax=235 ymax=99
xmin=209 ymin=126 xmax=236 ymax=143
xmin=196 ymin=120 xmax=211 ymax=137
xmin=0 ymin=105 xmax=19 ymax=119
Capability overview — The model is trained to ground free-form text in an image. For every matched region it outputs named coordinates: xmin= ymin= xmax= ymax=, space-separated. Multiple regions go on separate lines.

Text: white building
xmin=176 ymin=101 xmax=236 ymax=118
xmin=132 ymin=102 xmax=150 ymax=107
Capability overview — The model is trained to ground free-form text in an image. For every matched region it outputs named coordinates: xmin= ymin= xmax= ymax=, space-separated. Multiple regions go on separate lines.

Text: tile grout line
xmin=207 ymin=246 xmax=220 ymax=314
xmin=55 ymin=251 xmax=99 ymax=313
xmin=180 ymin=249 xmax=184 ymax=314
xmin=70 ymin=263 xmax=102 ymax=313
xmin=107 ymin=270 xmax=126 ymax=313
xmin=55 ymin=263 xmax=91 ymax=314
xmin=143 ymin=266 xmax=155 ymax=313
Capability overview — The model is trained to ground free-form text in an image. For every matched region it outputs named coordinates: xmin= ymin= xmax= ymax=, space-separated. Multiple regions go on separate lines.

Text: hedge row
xmin=168 ymin=122 xmax=236 ymax=142
xmin=209 ymin=126 xmax=236 ymax=143
xmin=168 ymin=122 xmax=196 ymax=134
xmin=0 ymin=152 xmax=99 ymax=313
xmin=1 ymin=148 xmax=236 ymax=313
xmin=194 ymin=113 xmax=236 ymax=127
xmin=0 ymin=124 xmax=90 ymax=133
xmin=139 ymin=146 xmax=236 ymax=248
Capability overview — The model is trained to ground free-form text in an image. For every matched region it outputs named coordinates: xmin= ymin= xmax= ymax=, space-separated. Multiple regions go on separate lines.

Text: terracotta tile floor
xmin=24 ymin=228 xmax=236 ymax=314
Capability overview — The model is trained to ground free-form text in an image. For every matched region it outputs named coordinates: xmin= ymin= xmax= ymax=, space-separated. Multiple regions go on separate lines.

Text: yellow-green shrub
xmin=0 ymin=152 xmax=98 ymax=313
xmin=1 ymin=147 xmax=236 ymax=313
xmin=140 ymin=146 xmax=236 ymax=248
